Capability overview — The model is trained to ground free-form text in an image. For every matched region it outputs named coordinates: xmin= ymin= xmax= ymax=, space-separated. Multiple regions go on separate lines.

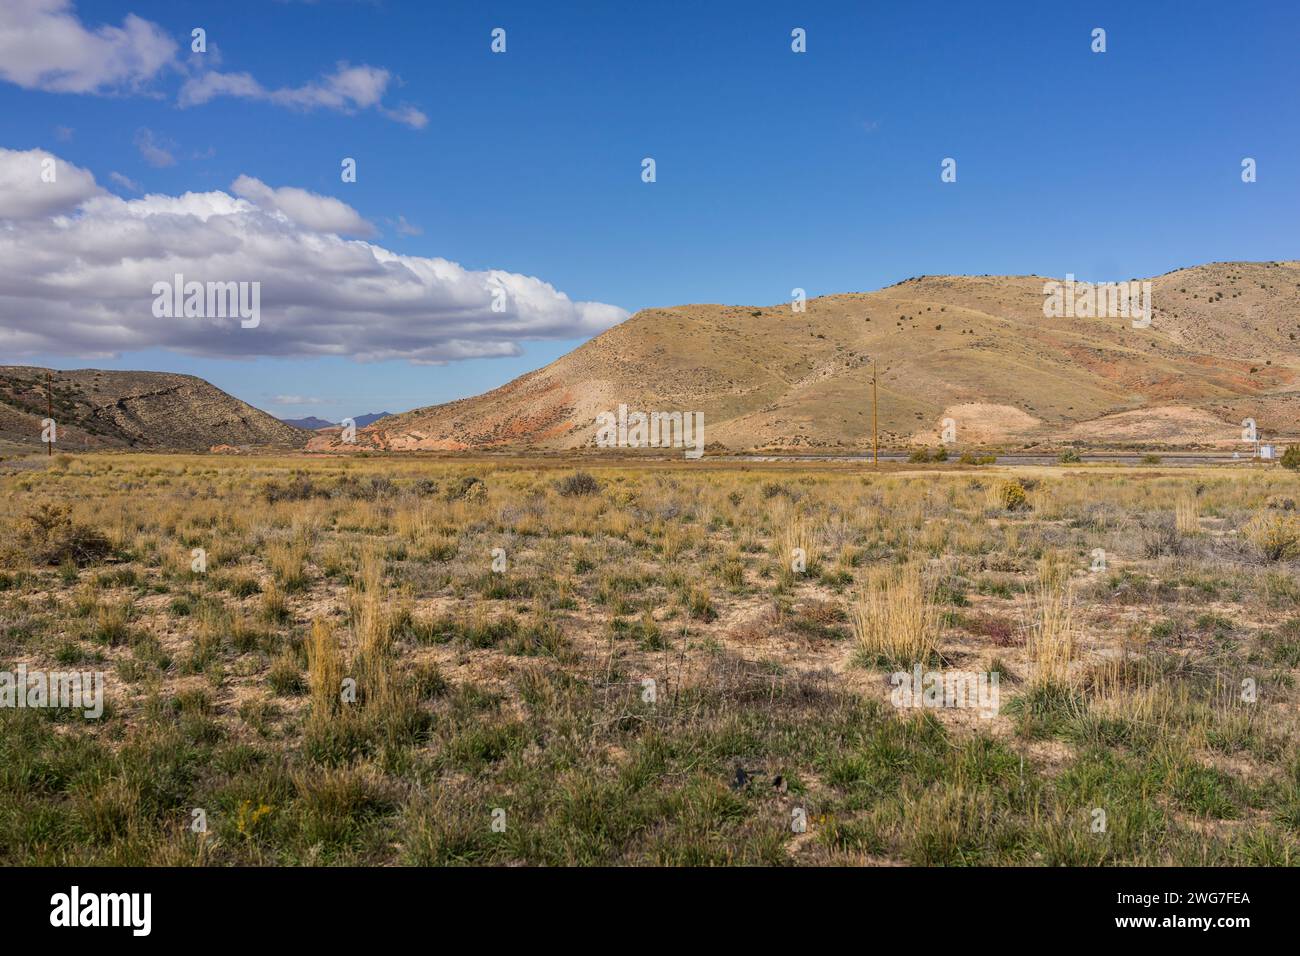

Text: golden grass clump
xmin=1035 ymin=551 xmax=1073 ymax=590
xmin=267 ymin=538 xmax=310 ymax=591
xmin=261 ymin=581 xmax=289 ymax=623
xmin=1027 ymin=572 xmax=1075 ymax=688
xmin=306 ymin=618 xmax=344 ymax=723
xmin=1175 ymin=494 xmax=1201 ymax=536
xmin=353 ymin=585 xmax=394 ymax=697
xmin=776 ymin=515 xmax=812 ymax=584
xmin=852 ymin=562 xmax=940 ymax=666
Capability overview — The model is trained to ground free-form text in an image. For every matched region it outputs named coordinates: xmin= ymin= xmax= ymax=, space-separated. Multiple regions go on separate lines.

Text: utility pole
xmin=872 ymin=360 xmax=878 ymax=468
xmin=46 ymin=369 xmax=52 ymax=457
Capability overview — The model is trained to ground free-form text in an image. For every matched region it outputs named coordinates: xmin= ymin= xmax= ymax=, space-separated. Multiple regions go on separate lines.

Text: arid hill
xmin=0 ymin=367 xmax=307 ymax=452
xmin=310 ymin=261 xmax=1300 ymax=453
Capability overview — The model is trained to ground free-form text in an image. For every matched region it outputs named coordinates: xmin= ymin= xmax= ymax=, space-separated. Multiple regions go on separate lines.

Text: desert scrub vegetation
xmin=1245 ymin=512 xmax=1300 ymax=562
xmin=8 ymin=501 xmax=112 ymax=566
xmin=0 ymin=452 xmax=1297 ymax=864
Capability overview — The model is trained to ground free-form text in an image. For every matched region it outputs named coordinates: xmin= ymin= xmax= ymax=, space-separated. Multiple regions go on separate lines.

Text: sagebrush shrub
xmin=997 ymin=480 xmax=1030 ymax=511
xmin=555 ymin=471 xmax=601 ymax=497
xmin=1246 ymin=513 xmax=1300 ymax=562
xmin=20 ymin=502 xmax=111 ymax=566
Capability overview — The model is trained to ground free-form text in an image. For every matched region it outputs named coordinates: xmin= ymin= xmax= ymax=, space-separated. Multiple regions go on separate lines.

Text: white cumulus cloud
xmin=0 ymin=146 xmax=103 ymax=219
xmin=0 ymin=0 xmax=176 ymax=94
xmin=0 ymin=146 xmax=628 ymax=363
xmin=231 ymin=175 xmax=374 ymax=237
xmin=0 ymin=2 xmax=425 ymax=127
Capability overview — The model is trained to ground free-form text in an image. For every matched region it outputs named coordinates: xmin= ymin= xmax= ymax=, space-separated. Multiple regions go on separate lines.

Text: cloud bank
xmin=0 ymin=147 xmax=628 ymax=362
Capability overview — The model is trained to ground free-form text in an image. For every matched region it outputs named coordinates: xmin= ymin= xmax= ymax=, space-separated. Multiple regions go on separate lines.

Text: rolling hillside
xmin=0 ymin=367 xmax=308 ymax=452
xmin=310 ymin=261 xmax=1300 ymax=453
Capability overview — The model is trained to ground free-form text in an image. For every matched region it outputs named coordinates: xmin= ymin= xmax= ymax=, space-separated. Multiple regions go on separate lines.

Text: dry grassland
xmin=1 ymin=452 xmax=1298 ymax=865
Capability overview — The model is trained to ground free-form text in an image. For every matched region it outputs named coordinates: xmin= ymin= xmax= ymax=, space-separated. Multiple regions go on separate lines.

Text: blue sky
xmin=2 ymin=0 xmax=1296 ymax=422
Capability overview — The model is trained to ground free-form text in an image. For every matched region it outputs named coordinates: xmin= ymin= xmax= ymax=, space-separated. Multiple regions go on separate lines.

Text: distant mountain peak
xmin=279 ymin=415 xmax=336 ymax=431
xmin=278 ymin=412 xmax=393 ymax=431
